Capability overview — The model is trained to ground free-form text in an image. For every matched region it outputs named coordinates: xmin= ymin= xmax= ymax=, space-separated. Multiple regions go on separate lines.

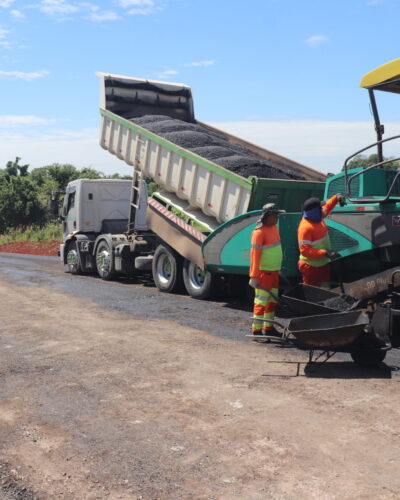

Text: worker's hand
xmin=336 ymin=193 xmax=346 ymax=206
xmin=249 ymin=277 xmax=259 ymax=289
xmin=326 ymin=249 xmax=341 ymax=260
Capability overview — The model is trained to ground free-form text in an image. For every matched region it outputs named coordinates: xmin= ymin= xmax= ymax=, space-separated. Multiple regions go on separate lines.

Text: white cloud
xmin=209 ymin=120 xmax=400 ymax=174
xmin=16 ymin=0 xmax=159 ymax=21
xmin=156 ymin=69 xmax=179 ymax=80
xmin=39 ymin=0 xmax=79 ymax=16
xmin=0 ymin=25 xmax=15 ymax=49
xmin=0 ymin=0 xmax=15 ymax=7
xmin=118 ymin=0 xmax=158 ymax=15
xmin=0 ymin=27 xmax=10 ymax=39
xmin=305 ymin=34 xmax=328 ymax=47
xmin=118 ymin=0 xmax=154 ymax=7
xmin=0 ymin=69 xmax=50 ymax=80
xmin=367 ymin=0 xmax=383 ymax=4
xmin=0 ymin=115 xmax=55 ymax=127
xmin=2 ymin=119 xmax=400 ymax=176
xmin=87 ymin=10 xmax=119 ymax=21
xmin=10 ymin=9 xmax=25 ymax=18
xmin=0 ymin=127 xmax=127 ymax=174
xmin=183 ymin=60 xmax=215 ymax=67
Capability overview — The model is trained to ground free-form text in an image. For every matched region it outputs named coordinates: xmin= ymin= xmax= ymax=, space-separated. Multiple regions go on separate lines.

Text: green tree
xmin=107 ymin=173 xmax=132 ymax=180
xmin=346 ymin=154 xmax=400 ymax=170
xmin=2 ymin=157 xmax=30 ymax=177
xmin=0 ymin=160 xmax=134 ymax=233
xmin=78 ymin=167 xmax=104 ymax=179
xmin=30 ymin=164 xmax=79 ymax=191
xmin=0 ymin=176 xmax=46 ymax=233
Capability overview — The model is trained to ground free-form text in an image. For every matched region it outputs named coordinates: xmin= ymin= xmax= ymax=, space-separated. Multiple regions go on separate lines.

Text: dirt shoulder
xmin=1 ymin=279 xmax=400 ymax=499
xmin=0 ymin=240 xmax=59 ymax=256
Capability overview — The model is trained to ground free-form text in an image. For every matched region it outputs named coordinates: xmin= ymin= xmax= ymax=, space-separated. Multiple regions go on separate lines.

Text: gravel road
xmin=1 ymin=254 xmax=400 ymax=500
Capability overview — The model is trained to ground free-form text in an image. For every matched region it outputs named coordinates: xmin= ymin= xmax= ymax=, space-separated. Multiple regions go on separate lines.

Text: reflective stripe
xmin=299 ymin=233 xmax=331 ymax=267
xmin=299 ymin=235 xmax=327 ymax=247
xmin=252 ymin=314 xmax=264 ymax=331
xmin=255 ymin=287 xmax=278 ymax=304
xmin=250 ymin=225 xmax=282 ymax=273
xmin=263 ymin=311 xmax=275 ymax=328
xmin=251 ymin=241 xmax=281 ymax=250
xmin=255 ymin=294 xmax=267 ymax=301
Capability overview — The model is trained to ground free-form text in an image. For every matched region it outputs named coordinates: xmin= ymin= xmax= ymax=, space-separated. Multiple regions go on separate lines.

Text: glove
xmin=336 ymin=193 xmax=346 ymax=206
xmin=249 ymin=277 xmax=259 ymax=289
xmin=326 ymin=249 xmax=341 ymax=260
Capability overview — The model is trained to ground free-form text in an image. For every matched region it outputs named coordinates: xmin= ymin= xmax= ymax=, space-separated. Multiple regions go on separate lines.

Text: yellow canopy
xmin=360 ymin=58 xmax=400 ymax=93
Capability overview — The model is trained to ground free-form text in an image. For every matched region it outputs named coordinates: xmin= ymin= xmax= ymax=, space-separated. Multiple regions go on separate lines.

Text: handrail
xmin=343 ymin=135 xmax=400 ymax=203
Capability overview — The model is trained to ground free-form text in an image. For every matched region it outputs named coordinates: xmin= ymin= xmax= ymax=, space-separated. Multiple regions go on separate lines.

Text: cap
xmin=303 ymin=197 xmax=322 ymax=212
xmin=255 ymin=203 xmax=285 ymax=228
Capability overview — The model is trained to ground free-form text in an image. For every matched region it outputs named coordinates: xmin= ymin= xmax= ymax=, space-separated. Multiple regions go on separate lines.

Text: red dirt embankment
xmin=0 ymin=240 xmax=60 ymax=256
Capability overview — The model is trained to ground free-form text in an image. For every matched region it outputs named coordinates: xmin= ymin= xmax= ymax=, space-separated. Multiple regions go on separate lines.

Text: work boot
xmin=251 ymin=330 xmax=269 ymax=342
xmin=262 ymin=327 xmax=282 ymax=338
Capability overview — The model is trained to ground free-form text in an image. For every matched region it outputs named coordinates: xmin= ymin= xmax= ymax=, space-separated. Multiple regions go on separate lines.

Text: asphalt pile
xmin=318 ymin=294 xmax=359 ymax=312
xmin=130 ymin=115 xmax=304 ymax=180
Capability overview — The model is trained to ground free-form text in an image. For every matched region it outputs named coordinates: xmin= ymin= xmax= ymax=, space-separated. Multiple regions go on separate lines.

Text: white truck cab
xmin=60 ymin=179 xmax=132 ymax=273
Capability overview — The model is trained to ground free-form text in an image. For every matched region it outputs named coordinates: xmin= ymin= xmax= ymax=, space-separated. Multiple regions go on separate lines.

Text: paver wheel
xmin=350 ymin=347 xmax=386 ymax=368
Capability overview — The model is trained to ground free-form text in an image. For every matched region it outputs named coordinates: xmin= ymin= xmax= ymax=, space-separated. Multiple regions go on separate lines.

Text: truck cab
xmin=60 ymin=179 xmax=132 ymax=273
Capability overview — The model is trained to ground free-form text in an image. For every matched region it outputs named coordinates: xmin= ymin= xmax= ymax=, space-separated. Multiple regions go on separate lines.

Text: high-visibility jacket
xmin=250 ymin=224 xmax=282 ymax=278
xmin=298 ymin=195 xmax=338 ymax=267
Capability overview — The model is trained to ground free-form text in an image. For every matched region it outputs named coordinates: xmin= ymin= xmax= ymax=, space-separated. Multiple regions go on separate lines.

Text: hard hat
xmin=303 ymin=197 xmax=323 ymax=212
xmin=255 ymin=203 xmax=285 ymax=228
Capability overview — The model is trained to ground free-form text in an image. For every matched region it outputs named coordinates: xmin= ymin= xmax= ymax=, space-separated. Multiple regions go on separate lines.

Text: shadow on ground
xmin=260 ymin=360 xmax=399 ymax=379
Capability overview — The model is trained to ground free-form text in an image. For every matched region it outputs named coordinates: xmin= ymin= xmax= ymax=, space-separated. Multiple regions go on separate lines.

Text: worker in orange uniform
xmin=297 ymin=194 xmax=345 ymax=288
xmin=249 ymin=203 xmax=285 ymax=336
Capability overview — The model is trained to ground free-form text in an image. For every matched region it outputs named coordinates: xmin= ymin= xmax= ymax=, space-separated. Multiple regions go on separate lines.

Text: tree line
xmin=2 ymin=153 xmax=399 ymax=235
xmin=0 ymin=157 xmax=131 ymax=234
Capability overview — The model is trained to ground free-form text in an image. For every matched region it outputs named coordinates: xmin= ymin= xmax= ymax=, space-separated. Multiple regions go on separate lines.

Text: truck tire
xmin=152 ymin=244 xmax=184 ymax=293
xmin=66 ymin=240 xmax=82 ymax=275
xmin=96 ymin=240 xmax=115 ymax=281
xmin=183 ymin=259 xmax=218 ymax=299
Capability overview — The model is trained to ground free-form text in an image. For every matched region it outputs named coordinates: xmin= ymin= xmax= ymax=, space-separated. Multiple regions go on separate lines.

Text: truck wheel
xmin=96 ymin=241 xmax=115 ymax=281
xmin=66 ymin=240 xmax=82 ymax=275
xmin=183 ymin=259 xmax=218 ymax=299
xmin=152 ymin=244 xmax=184 ymax=293
xmin=350 ymin=347 xmax=386 ymax=368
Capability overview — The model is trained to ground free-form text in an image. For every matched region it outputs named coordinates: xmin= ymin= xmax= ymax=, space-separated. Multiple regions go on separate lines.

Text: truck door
xmin=62 ymin=186 xmax=77 ymax=239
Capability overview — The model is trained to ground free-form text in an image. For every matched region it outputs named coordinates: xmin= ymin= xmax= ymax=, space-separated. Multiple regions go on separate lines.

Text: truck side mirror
xmin=50 ymin=190 xmax=63 ymax=217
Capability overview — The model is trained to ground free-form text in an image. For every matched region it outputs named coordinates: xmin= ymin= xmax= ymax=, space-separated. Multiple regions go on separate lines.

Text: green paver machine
xmin=205 ymin=58 xmax=400 ymax=301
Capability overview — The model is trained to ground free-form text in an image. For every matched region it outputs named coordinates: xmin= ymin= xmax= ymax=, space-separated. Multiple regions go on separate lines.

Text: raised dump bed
xmin=98 ymin=73 xmax=326 ymax=225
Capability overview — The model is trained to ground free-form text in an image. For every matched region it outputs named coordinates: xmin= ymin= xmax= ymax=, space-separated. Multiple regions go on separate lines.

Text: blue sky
xmin=1 ymin=0 xmax=399 ymax=175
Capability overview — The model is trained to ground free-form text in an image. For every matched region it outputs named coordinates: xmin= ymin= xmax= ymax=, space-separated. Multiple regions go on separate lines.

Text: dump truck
xmin=58 ymin=73 xmax=325 ymax=298
xmin=59 ymin=60 xmax=400 ymax=305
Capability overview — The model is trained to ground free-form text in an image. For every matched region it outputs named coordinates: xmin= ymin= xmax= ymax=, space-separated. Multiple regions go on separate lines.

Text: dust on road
xmin=1 ymin=279 xmax=400 ymax=500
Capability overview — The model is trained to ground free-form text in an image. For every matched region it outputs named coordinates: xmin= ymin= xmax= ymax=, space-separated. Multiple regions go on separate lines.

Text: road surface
xmin=0 ymin=253 xmax=400 ymax=500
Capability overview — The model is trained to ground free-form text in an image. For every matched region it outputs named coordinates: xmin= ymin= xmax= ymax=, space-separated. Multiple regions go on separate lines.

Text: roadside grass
xmin=0 ymin=224 xmax=62 ymax=246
